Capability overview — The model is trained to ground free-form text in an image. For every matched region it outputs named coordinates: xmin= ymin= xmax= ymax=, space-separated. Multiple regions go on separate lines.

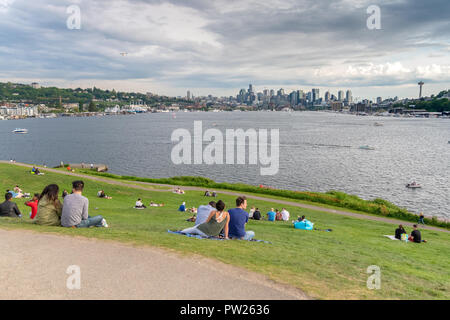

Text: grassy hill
xmin=0 ymin=163 xmax=449 ymax=299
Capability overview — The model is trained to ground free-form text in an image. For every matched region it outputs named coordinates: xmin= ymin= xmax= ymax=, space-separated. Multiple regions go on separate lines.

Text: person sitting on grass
xmin=249 ymin=206 xmax=255 ymax=219
xmin=61 ymin=181 xmax=108 ymax=228
xmin=195 ymin=201 xmax=216 ymax=226
xmin=211 ymin=191 xmax=217 ymax=197
xmin=97 ymin=190 xmax=112 ymax=199
xmin=135 ymin=198 xmax=146 ymax=209
xmin=189 ymin=207 xmax=197 ymax=214
xmin=409 ymin=225 xmax=427 ymax=243
xmin=149 ymin=201 xmax=165 ymax=207
xmin=204 ymin=190 xmax=211 ymax=197
xmin=173 ymin=187 xmax=185 ymax=194
xmin=0 ymin=193 xmax=22 ymax=218
xmin=178 ymin=202 xmax=186 ymax=212
xmin=228 ymin=196 xmax=255 ymax=241
xmin=275 ymin=209 xmax=283 ymax=221
xmin=267 ymin=208 xmax=276 ymax=222
xmin=25 ymin=193 xmax=40 ymax=220
xmin=297 ymin=215 xmax=306 ymax=222
xmin=181 ymin=200 xmax=230 ymax=239
xmin=252 ymin=208 xmax=262 ymax=220
xmin=395 ymin=224 xmax=407 ymax=240
xmin=34 ymin=185 xmax=62 ymax=226
xmin=281 ymin=208 xmax=290 ymax=221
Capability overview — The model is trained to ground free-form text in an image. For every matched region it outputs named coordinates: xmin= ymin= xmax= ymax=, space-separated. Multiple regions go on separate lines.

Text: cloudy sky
xmin=0 ymin=0 xmax=449 ymax=100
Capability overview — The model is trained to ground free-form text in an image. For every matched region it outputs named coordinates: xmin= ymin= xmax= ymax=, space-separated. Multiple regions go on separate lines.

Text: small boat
xmin=406 ymin=182 xmax=422 ymax=189
xmin=12 ymin=128 xmax=28 ymax=134
xmin=374 ymin=122 xmax=383 ymax=127
xmin=359 ymin=145 xmax=375 ymax=150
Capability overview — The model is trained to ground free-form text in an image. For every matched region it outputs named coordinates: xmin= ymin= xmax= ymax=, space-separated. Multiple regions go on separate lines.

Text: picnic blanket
xmin=168 ymin=230 xmax=272 ymax=244
xmin=384 ymin=235 xmax=399 ymax=241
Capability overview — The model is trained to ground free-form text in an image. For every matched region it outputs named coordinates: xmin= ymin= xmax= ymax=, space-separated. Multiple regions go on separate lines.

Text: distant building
xmin=31 ymin=82 xmax=40 ymax=89
xmin=331 ymin=101 xmax=343 ymax=111
xmin=338 ymin=90 xmax=345 ymax=102
xmin=346 ymin=90 xmax=352 ymax=104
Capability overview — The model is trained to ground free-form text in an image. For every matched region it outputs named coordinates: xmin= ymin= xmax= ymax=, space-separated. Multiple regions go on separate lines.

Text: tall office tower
xmin=270 ymin=89 xmax=275 ymax=97
xmin=263 ymin=89 xmax=269 ymax=97
xmin=325 ymin=91 xmax=331 ymax=102
xmin=187 ymin=90 xmax=191 ymax=101
xmin=338 ymin=90 xmax=345 ymax=101
xmin=248 ymin=84 xmax=254 ymax=94
xmin=306 ymin=91 xmax=312 ymax=102
xmin=277 ymin=88 xmax=285 ymax=96
xmin=289 ymin=91 xmax=298 ymax=106
xmin=377 ymin=97 xmax=382 ymax=104
xmin=312 ymin=88 xmax=320 ymax=102
xmin=297 ymin=90 xmax=305 ymax=100
xmin=346 ymin=90 xmax=352 ymax=103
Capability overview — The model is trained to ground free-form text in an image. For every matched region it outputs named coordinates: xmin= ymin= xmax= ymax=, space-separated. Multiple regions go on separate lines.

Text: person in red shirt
xmin=25 ymin=193 xmax=40 ymax=219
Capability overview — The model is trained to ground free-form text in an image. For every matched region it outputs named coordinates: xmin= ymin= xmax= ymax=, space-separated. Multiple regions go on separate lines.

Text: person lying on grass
xmin=149 ymin=201 xmax=165 ymax=207
xmin=62 ymin=180 xmax=108 ymax=228
xmin=178 ymin=202 xmax=186 ymax=212
xmin=0 ymin=192 xmax=22 ymax=218
xmin=181 ymin=200 xmax=230 ymax=239
xmin=34 ymin=184 xmax=62 ymax=226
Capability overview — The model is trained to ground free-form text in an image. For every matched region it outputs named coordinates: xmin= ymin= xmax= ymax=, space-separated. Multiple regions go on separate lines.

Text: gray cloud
xmin=0 ymin=0 xmax=449 ymax=97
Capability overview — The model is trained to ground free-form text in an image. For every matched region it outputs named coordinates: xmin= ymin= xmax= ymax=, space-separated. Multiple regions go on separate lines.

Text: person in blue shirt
xmin=227 ymin=196 xmax=255 ymax=241
xmin=178 ymin=202 xmax=186 ymax=212
xmin=267 ymin=208 xmax=276 ymax=222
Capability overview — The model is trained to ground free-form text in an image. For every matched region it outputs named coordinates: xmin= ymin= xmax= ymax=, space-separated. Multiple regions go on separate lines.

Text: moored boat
xmin=12 ymin=128 xmax=28 ymax=134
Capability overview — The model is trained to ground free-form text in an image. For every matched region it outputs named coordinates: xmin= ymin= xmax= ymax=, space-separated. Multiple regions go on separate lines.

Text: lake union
xmin=2 ymin=111 xmax=449 ymax=219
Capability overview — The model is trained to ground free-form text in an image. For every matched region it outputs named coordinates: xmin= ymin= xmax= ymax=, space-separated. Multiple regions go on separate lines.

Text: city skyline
xmin=1 ymin=0 xmax=449 ymax=100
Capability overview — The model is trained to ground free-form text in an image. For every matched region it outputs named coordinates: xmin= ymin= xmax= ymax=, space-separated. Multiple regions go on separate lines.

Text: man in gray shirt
xmin=195 ymin=201 xmax=216 ymax=226
xmin=61 ymin=180 xmax=107 ymax=228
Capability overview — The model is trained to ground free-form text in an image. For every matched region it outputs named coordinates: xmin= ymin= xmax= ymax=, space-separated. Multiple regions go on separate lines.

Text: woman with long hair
xmin=181 ymin=200 xmax=230 ymax=239
xmin=34 ymin=184 xmax=62 ymax=226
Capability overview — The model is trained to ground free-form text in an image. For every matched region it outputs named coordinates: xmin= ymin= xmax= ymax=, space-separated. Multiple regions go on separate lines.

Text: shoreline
xmin=3 ymin=161 xmax=449 ymax=232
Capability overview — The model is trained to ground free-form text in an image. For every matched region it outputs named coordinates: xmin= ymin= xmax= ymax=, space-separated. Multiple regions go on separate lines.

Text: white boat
xmin=406 ymin=182 xmax=422 ymax=189
xmin=374 ymin=122 xmax=383 ymax=127
xmin=12 ymin=128 xmax=28 ymax=134
xmin=359 ymin=145 xmax=375 ymax=150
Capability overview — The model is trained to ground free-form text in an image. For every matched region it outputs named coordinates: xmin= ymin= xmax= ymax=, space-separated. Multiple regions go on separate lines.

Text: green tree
xmin=88 ymin=101 xmax=97 ymax=112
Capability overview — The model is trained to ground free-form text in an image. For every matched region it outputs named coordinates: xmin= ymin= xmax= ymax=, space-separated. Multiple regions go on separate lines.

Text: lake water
xmin=1 ymin=112 xmax=449 ymax=219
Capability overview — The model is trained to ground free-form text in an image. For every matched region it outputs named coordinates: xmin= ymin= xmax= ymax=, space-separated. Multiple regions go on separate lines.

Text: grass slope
xmin=0 ymin=164 xmax=449 ymax=300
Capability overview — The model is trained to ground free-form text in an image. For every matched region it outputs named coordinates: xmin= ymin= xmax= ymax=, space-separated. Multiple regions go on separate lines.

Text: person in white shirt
xmin=249 ymin=206 xmax=255 ymax=219
xmin=135 ymin=199 xmax=146 ymax=208
xmin=281 ymin=208 xmax=290 ymax=221
xmin=195 ymin=201 xmax=216 ymax=226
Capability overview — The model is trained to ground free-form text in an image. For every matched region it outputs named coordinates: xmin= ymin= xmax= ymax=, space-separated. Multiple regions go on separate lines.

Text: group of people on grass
xmin=248 ymin=207 xmax=290 ymax=222
xmin=181 ymin=196 xmax=255 ymax=240
xmin=204 ymin=190 xmax=217 ymax=197
xmin=135 ymin=198 xmax=165 ymax=209
xmin=0 ymin=180 xmax=108 ymax=228
xmin=395 ymin=224 xmax=427 ymax=243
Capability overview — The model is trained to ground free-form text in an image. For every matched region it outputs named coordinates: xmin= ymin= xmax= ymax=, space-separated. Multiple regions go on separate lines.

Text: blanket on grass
xmin=167 ymin=230 xmax=272 ymax=244
xmin=384 ymin=235 xmax=399 ymax=241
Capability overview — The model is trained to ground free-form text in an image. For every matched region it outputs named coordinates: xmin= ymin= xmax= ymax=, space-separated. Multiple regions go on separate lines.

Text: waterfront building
xmin=346 ymin=90 xmax=352 ymax=103
xmin=312 ymin=88 xmax=320 ymax=102
xmin=338 ymin=90 xmax=345 ymax=102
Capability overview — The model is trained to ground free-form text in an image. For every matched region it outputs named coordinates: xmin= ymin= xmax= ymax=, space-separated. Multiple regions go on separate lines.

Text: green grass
xmin=1 ymin=163 xmax=449 ymax=300
xmin=63 ymin=168 xmax=450 ymax=229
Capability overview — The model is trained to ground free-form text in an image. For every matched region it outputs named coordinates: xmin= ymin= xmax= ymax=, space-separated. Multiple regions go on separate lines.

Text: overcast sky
xmin=0 ymin=0 xmax=449 ymax=100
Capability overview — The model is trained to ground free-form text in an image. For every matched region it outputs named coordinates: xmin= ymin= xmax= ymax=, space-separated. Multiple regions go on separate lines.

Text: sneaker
xmin=101 ymin=219 xmax=109 ymax=228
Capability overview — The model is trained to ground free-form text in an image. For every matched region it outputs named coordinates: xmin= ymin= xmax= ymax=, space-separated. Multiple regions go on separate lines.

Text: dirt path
xmin=0 ymin=229 xmax=308 ymax=300
xmin=2 ymin=161 xmax=448 ymax=234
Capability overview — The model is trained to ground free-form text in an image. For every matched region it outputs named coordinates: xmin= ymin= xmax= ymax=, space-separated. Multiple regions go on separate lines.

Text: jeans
xmin=76 ymin=215 xmax=104 ymax=228
xmin=181 ymin=226 xmax=208 ymax=237
xmin=231 ymin=231 xmax=255 ymax=241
